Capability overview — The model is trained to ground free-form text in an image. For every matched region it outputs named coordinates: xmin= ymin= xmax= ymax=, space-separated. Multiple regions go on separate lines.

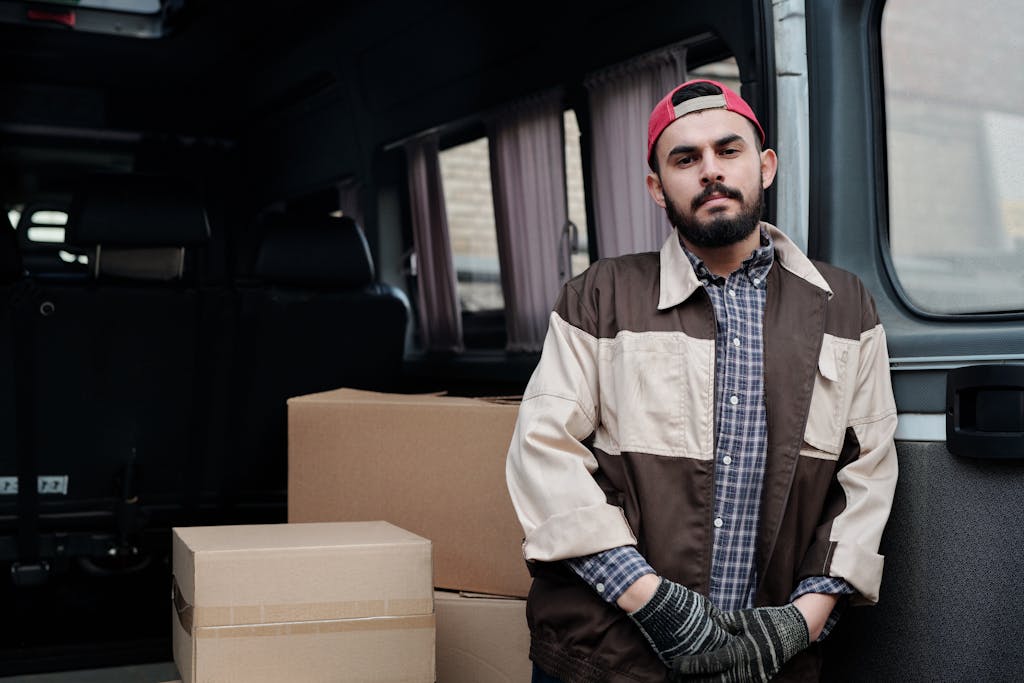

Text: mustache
xmin=691 ymin=183 xmax=743 ymax=211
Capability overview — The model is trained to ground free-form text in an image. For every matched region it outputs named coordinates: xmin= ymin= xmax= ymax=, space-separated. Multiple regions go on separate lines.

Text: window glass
xmin=883 ymin=0 xmax=1024 ymax=314
xmin=24 ymin=209 xmax=68 ymax=244
xmin=438 ymin=137 xmax=505 ymax=312
xmin=564 ymin=110 xmax=591 ymax=277
xmin=687 ymin=56 xmax=740 ymax=92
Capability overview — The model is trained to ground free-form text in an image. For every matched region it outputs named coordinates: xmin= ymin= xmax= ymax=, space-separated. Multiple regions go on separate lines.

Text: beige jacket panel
xmin=506 ymin=311 xmax=638 ymax=561
xmin=827 ymin=323 xmax=899 ymax=603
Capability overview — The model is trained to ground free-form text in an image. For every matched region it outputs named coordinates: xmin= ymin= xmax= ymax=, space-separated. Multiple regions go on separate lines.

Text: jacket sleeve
xmin=505 ymin=281 xmax=638 ymax=562
xmin=799 ymin=287 xmax=899 ymax=604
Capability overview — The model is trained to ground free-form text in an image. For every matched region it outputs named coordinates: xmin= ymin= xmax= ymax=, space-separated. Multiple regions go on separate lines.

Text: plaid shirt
xmin=567 ymin=228 xmax=853 ymax=636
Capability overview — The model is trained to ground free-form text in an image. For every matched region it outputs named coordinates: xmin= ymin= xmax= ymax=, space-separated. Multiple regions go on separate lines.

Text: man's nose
xmin=699 ymin=154 xmax=724 ymax=184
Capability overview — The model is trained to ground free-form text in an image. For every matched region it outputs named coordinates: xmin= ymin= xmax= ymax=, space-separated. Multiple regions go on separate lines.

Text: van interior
xmin=2 ymin=0 xmax=1022 ymax=678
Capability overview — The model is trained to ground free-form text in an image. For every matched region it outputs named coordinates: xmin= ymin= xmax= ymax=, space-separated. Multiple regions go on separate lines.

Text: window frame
xmin=872 ymin=0 xmax=1024 ymax=322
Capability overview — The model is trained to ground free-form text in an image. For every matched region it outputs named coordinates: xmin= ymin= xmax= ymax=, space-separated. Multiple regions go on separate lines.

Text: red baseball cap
xmin=647 ymin=79 xmax=765 ymax=168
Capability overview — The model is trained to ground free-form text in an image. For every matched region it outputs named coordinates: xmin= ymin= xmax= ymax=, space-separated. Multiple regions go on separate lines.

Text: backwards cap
xmin=647 ymin=79 xmax=765 ymax=169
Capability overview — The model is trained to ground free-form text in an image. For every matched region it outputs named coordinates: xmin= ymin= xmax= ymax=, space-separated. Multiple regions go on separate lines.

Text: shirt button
xmin=752 ymin=277 xmax=761 ymax=287
xmin=723 ymin=455 xmax=733 ymax=465
xmin=700 ymin=279 xmax=709 ymax=286
xmin=595 ymin=582 xmax=605 ymax=593
xmin=729 ymin=395 xmax=739 ymax=405
xmin=732 ymin=337 xmax=741 ymax=347
xmin=714 ymin=517 xmax=724 ymax=528
xmin=729 ymin=289 xmax=737 ymax=297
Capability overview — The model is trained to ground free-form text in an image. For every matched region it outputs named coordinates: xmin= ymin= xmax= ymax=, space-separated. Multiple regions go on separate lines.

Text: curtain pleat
xmin=585 ymin=47 xmax=687 ymax=259
xmin=405 ymin=134 xmax=464 ymax=352
xmin=489 ymin=90 xmax=567 ymax=353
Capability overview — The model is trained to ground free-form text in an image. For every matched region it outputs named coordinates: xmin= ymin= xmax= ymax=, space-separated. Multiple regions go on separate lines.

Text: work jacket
xmin=506 ymin=224 xmax=898 ymax=682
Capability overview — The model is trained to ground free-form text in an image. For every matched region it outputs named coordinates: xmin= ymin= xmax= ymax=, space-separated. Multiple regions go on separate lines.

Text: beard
xmin=664 ymin=180 xmax=763 ymax=248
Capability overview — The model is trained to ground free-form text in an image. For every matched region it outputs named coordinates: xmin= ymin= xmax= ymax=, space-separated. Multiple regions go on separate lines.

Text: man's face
xmin=646 ymin=108 xmax=777 ymax=248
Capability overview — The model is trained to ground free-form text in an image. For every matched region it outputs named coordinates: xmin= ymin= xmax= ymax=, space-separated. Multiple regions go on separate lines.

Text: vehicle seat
xmin=228 ymin=215 xmax=410 ymax=503
xmin=19 ymin=173 xmax=211 ymax=524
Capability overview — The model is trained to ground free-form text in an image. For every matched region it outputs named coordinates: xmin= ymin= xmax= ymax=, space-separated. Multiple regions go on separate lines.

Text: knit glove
xmin=671 ymin=603 xmax=810 ymax=682
xmin=628 ymin=578 xmax=731 ymax=667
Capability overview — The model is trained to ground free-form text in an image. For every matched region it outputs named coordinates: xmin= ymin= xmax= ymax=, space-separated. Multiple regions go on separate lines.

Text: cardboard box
xmin=288 ymin=388 xmax=530 ymax=597
xmin=434 ymin=590 xmax=531 ymax=683
xmin=171 ymin=521 xmax=435 ymax=683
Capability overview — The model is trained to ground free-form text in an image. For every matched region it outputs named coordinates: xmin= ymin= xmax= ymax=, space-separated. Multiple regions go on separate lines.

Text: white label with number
xmin=0 ymin=476 xmax=70 ymax=495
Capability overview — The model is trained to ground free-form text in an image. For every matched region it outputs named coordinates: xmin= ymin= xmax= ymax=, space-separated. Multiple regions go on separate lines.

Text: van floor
xmin=0 ymin=663 xmax=178 ymax=683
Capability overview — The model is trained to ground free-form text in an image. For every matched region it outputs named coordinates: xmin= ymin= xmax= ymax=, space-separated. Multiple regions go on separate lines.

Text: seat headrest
xmin=254 ymin=215 xmax=375 ymax=288
xmin=0 ymin=211 xmax=22 ymax=284
xmin=93 ymin=246 xmax=185 ymax=281
xmin=66 ymin=173 xmax=209 ymax=247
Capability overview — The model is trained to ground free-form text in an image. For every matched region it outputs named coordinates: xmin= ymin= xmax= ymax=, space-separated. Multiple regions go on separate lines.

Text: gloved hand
xmin=671 ymin=603 xmax=810 ymax=682
xmin=628 ymin=577 xmax=731 ymax=667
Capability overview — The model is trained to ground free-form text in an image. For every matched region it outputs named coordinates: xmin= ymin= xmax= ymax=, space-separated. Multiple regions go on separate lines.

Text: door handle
xmin=946 ymin=365 xmax=1024 ymax=459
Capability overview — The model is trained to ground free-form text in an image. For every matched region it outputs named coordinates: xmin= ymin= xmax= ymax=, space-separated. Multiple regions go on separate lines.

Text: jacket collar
xmin=657 ymin=222 xmax=832 ymax=310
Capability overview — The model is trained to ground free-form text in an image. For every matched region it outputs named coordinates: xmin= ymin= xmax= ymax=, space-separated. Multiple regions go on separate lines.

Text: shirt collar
xmin=657 ymin=222 xmax=833 ymax=310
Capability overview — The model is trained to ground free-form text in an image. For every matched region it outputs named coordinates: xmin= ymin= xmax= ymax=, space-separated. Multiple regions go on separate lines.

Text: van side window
xmin=14 ymin=206 xmax=89 ymax=273
xmin=421 ymin=100 xmax=591 ymax=352
xmin=439 ymin=136 xmax=504 ymax=314
xmin=882 ymin=0 xmax=1024 ymax=314
xmin=23 ymin=209 xmax=67 ymax=244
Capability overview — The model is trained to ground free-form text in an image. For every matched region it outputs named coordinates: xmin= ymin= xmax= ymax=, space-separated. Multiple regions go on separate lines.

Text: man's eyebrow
xmin=665 ymin=134 xmax=746 ymax=159
xmin=714 ymin=134 xmax=744 ymax=147
xmin=666 ymin=144 xmax=697 ymax=157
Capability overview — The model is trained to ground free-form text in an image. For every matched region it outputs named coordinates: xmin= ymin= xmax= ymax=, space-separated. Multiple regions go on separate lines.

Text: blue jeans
xmin=532 ymin=663 xmax=564 ymax=683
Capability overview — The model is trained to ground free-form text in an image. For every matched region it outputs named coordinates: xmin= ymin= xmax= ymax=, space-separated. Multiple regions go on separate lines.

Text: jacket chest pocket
xmin=597 ymin=331 xmax=714 ymax=458
xmin=803 ymin=334 xmax=859 ymax=457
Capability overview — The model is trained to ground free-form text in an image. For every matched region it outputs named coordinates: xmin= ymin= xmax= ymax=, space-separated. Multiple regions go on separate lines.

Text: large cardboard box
xmin=434 ymin=591 xmax=531 ymax=683
xmin=288 ymin=388 xmax=530 ymax=597
xmin=171 ymin=521 xmax=435 ymax=683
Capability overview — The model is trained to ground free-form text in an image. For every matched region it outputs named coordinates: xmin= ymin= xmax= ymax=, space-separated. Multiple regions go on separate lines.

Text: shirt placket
xmin=710 ymin=271 xmax=747 ymax=604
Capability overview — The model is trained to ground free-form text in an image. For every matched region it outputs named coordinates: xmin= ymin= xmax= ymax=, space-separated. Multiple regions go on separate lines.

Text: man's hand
xmin=626 ymin=577 xmax=731 ymax=667
xmin=671 ymin=603 xmax=809 ymax=682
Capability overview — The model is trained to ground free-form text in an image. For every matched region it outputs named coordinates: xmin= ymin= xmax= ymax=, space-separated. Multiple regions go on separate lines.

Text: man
xmin=505 ymin=79 xmax=898 ymax=682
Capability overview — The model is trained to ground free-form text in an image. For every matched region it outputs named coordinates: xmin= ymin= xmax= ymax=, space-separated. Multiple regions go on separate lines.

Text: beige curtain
xmin=489 ymin=90 xmax=567 ymax=353
xmin=405 ymin=134 xmax=463 ymax=352
xmin=585 ymin=46 xmax=688 ymax=258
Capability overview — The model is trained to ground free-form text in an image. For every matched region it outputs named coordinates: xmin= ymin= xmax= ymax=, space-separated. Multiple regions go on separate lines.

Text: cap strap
xmin=672 ymin=94 xmax=727 ymax=118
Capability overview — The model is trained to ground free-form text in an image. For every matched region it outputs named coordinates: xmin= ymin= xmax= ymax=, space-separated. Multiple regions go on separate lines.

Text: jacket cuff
xmin=829 ymin=540 xmax=885 ymax=605
xmin=523 ymin=503 xmax=638 ymax=561
xmin=797 ymin=538 xmax=883 ymax=605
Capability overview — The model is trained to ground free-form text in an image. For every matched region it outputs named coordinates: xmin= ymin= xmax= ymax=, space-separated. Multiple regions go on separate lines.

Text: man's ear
xmin=646 ymin=172 xmax=666 ymax=208
xmin=760 ymin=148 xmax=779 ymax=189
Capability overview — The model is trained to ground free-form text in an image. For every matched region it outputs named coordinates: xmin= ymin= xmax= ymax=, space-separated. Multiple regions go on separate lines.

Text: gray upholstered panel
xmin=822 ymin=441 xmax=1024 ymax=681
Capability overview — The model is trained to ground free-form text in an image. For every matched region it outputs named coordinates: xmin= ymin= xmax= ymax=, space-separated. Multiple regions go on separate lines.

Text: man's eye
xmin=676 ymin=156 xmax=694 ymax=165
xmin=721 ymin=148 xmax=739 ymax=156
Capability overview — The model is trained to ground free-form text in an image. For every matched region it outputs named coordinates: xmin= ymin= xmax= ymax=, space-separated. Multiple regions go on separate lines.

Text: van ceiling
xmin=2 ymin=0 xmax=744 ymax=133
xmin=0 ymin=0 xmax=749 ymax=200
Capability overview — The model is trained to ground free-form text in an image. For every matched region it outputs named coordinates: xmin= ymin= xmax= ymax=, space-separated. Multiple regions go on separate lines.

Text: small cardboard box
xmin=434 ymin=590 xmax=531 ymax=683
xmin=171 ymin=521 xmax=435 ymax=683
xmin=288 ymin=388 xmax=530 ymax=597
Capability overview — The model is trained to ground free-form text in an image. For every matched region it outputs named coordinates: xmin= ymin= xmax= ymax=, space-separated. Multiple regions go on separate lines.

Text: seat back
xmin=228 ymin=215 xmax=409 ymax=502
xmin=14 ymin=174 xmax=212 ymax=533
